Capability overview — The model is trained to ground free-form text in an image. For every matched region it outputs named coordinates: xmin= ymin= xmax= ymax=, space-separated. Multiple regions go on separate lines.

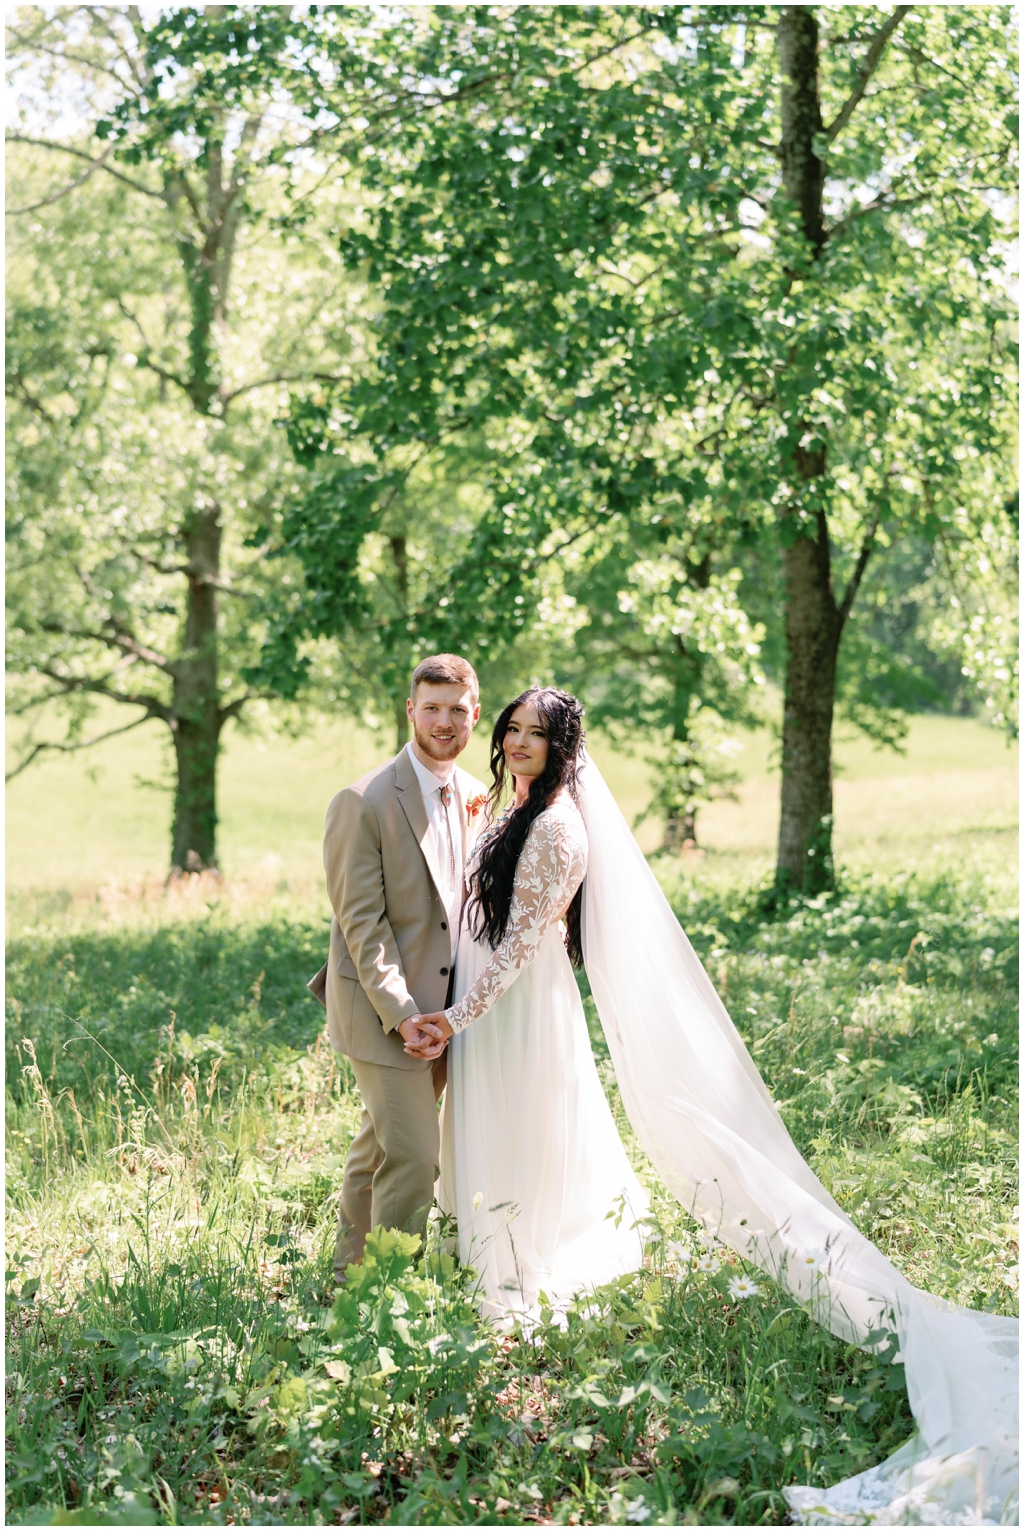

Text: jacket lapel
xmin=394 ymin=747 xmax=446 ymax=900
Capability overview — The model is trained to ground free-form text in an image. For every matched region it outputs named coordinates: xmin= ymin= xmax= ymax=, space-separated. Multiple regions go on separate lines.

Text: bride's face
xmin=504 ymin=704 xmax=549 ymax=782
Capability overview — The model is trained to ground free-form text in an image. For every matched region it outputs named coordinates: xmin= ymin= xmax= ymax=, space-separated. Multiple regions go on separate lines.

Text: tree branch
xmin=219 ymin=371 xmax=344 ymax=408
xmin=837 ymin=515 xmax=880 ymax=628
xmin=35 ymin=664 xmax=171 ymax=721
xmin=43 ymin=603 xmax=177 ymax=673
xmin=103 ymin=629 xmax=177 ymax=671
xmin=825 ymin=7 xmax=914 ymax=143
xmin=894 ymin=41 xmax=973 ymax=93
xmin=164 ymin=165 xmax=204 ymax=223
xmin=6 ymin=378 xmax=58 ymax=422
xmin=5 ymin=711 xmax=158 ymax=783
xmin=6 ymin=145 xmax=115 ymax=215
xmin=135 ymin=551 xmax=256 ymax=598
xmin=115 ymin=296 xmax=154 ymax=352
xmin=134 ymin=352 xmax=192 ymax=398
xmin=5 ymin=134 xmax=166 ymax=199
xmin=92 ymin=4 xmax=153 ymax=92
xmin=228 ymin=112 xmax=264 ymax=194
xmin=5 ymin=687 xmax=76 ymax=718
xmin=218 ymin=691 xmax=255 ymax=725
xmin=826 ymin=190 xmax=927 ymax=242
xmin=5 ymin=26 xmax=142 ymax=93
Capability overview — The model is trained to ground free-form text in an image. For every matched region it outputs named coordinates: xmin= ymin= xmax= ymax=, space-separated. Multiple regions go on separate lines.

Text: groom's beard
xmin=412 ymin=723 xmax=462 ymax=763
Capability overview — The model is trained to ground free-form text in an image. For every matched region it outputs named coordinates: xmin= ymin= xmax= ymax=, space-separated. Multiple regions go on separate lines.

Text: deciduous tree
xmin=281 ymin=4 xmax=1015 ymax=887
xmin=6 ymin=6 xmax=368 ymax=869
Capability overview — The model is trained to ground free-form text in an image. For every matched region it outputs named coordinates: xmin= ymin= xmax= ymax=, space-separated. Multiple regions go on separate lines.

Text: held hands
xmin=400 ymin=1011 xmax=453 ymax=1061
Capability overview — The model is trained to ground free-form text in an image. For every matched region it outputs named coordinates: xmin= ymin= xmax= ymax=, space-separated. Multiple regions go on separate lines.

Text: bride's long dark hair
xmin=466 ymin=687 xmax=586 ymax=968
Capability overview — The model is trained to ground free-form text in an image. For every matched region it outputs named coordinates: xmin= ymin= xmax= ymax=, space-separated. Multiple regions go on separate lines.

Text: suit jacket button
xmin=440 ymin=921 xmax=448 ymax=930
xmin=440 ymin=966 xmax=449 ymax=976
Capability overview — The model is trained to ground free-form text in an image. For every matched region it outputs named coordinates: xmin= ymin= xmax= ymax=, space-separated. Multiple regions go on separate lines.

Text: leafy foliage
xmin=265 ymin=4 xmax=1016 ymax=855
xmin=4 ymin=6 xmax=374 ymax=860
xmin=7 ymin=6 xmax=1017 ymax=859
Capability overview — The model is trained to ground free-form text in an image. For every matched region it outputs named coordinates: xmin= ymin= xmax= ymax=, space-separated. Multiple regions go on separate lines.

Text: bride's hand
xmin=402 ymin=1011 xmax=453 ymax=1059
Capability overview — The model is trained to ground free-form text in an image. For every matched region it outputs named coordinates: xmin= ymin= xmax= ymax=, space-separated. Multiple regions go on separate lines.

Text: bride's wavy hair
xmin=466 ymin=687 xmax=586 ymax=968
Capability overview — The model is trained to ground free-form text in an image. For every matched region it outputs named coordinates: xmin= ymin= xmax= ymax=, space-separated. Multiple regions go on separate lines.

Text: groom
xmin=310 ymin=653 xmax=488 ymax=1281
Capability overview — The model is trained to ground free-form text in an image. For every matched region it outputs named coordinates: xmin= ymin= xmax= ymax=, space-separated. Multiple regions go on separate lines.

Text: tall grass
xmin=5 ymin=854 xmax=1017 ymax=1526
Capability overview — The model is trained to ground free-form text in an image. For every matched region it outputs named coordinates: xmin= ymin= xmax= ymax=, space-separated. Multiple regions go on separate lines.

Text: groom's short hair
xmin=410 ymin=653 xmax=479 ymax=701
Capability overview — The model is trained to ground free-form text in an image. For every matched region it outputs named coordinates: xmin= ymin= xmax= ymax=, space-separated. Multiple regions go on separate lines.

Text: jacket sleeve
xmin=445 ymin=810 xmax=587 ymax=1033
xmin=324 ymin=787 xmax=419 ymax=1034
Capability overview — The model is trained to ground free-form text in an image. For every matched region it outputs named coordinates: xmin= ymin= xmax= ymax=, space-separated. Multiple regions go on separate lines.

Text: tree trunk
xmin=170 ymin=503 xmax=222 ymax=872
xmin=390 ymin=534 xmax=411 ymax=753
xmin=660 ymin=584 xmax=707 ymax=851
xmin=163 ymin=139 xmax=239 ymax=874
xmin=774 ymin=7 xmax=839 ymax=893
xmin=662 ymin=799 xmax=698 ymax=853
xmin=777 ymin=514 xmax=840 ymax=890
xmin=777 ymin=7 xmax=825 ymax=255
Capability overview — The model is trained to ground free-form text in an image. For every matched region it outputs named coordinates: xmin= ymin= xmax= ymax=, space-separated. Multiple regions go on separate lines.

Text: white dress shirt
xmin=405 ymin=741 xmax=464 ymax=964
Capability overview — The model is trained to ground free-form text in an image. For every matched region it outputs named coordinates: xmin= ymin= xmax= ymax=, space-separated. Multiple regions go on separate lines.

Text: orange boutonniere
xmin=465 ymin=792 xmax=489 ymax=820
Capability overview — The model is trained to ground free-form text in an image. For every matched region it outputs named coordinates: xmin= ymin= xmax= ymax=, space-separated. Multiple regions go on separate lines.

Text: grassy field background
xmin=5 ymin=707 xmax=1018 ymax=1526
xmin=7 ymin=704 xmax=1017 ymax=903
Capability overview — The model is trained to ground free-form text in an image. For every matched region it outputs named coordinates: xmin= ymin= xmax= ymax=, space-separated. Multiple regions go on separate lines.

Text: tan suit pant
xmin=334 ymin=1053 xmax=447 ymax=1279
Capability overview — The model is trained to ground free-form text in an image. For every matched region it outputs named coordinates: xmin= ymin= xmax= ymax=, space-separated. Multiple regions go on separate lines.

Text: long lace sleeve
xmin=446 ymin=805 xmax=588 ymax=1033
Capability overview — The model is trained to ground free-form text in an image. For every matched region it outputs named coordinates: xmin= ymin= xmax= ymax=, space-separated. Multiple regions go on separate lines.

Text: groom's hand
xmin=399 ymin=1015 xmax=445 ymax=1058
xmin=400 ymin=1012 xmax=452 ymax=1060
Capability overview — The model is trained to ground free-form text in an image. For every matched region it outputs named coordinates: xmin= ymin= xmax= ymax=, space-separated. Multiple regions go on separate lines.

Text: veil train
xmin=577 ymin=756 xmax=1018 ymax=1526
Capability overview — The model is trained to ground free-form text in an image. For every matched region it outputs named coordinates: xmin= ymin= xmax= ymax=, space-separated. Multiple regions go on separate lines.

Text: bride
xmin=406 ymin=687 xmax=1018 ymax=1526
xmin=430 ymin=688 xmax=645 ymax=1316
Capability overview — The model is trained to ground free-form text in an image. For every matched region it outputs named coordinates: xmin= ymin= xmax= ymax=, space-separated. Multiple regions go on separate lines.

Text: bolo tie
xmin=439 ymin=783 xmax=457 ymax=889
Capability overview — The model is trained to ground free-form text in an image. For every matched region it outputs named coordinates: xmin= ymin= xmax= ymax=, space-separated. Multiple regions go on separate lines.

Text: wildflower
xmin=665 ymin=1239 xmax=691 ymax=1263
xmin=695 ymin=1230 xmax=720 ymax=1249
xmin=795 ymin=1248 xmax=829 ymax=1273
xmin=695 ymin=1254 xmax=720 ymax=1274
xmin=610 ymin=1491 xmax=653 ymax=1525
xmin=727 ymin=1274 xmax=760 ymax=1300
xmin=473 ymin=1191 xmax=483 ymax=1210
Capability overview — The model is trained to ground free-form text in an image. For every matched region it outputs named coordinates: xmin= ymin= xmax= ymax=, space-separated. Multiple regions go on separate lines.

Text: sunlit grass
xmin=5 ymin=828 xmax=1017 ymax=1525
xmin=6 ymin=704 xmax=1017 ymax=894
xmin=5 ymin=709 xmax=1017 ymax=1522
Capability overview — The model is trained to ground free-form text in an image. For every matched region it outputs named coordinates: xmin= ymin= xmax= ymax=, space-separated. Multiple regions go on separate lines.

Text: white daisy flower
xmin=728 ymin=1275 xmax=761 ymax=1300
xmin=695 ymin=1254 xmax=720 ymax=1274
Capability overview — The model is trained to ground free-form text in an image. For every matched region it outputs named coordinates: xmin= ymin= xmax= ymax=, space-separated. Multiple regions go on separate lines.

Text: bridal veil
xmin=577 ymin=756 xmax=1018 ymax=1526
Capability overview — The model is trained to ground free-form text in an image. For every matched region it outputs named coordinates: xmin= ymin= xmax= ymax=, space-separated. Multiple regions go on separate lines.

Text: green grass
xmin=7 ymin=705 xmax=1017 ymax=896
xmin=6 ymin=844 xmax=1017 ymax=1526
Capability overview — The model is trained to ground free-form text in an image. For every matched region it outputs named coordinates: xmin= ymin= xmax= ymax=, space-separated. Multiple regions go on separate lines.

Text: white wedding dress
xmin=438 ymin=764 xmax=1018 ymax=1524
xmin=438 ymin=796 xmax=647 ymax=1320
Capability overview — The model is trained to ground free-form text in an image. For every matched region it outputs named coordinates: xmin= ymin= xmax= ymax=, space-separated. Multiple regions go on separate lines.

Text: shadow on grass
xmin=6 ymin=916 xmax=333 ymax=1114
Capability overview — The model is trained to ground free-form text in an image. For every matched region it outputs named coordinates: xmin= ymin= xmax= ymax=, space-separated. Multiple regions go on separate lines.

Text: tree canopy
xmin=7 ymin=5 xmax=1018 ymax=876
xmin=6 ymin=5 xmax=370 ymax=868
xmin=265 ymin=3 xmax=1016 ymax=881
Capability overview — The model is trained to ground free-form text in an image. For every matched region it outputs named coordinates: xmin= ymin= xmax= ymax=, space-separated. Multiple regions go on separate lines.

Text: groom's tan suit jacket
xmin=312 ymin=748 xmax=488 ymax=1071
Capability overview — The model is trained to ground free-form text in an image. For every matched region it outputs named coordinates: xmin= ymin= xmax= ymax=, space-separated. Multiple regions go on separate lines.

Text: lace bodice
xmin=445 ymin=799 xmax=588 ymax=1033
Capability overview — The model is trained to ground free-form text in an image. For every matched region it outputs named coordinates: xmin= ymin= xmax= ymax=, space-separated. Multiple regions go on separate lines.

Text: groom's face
xmin=407 ymin=682 xmax=480 ymax=765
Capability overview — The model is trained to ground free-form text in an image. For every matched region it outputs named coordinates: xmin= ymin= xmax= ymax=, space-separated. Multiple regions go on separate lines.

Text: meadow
xmin=5 ymin=712 xmax=1018 ymax=1526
